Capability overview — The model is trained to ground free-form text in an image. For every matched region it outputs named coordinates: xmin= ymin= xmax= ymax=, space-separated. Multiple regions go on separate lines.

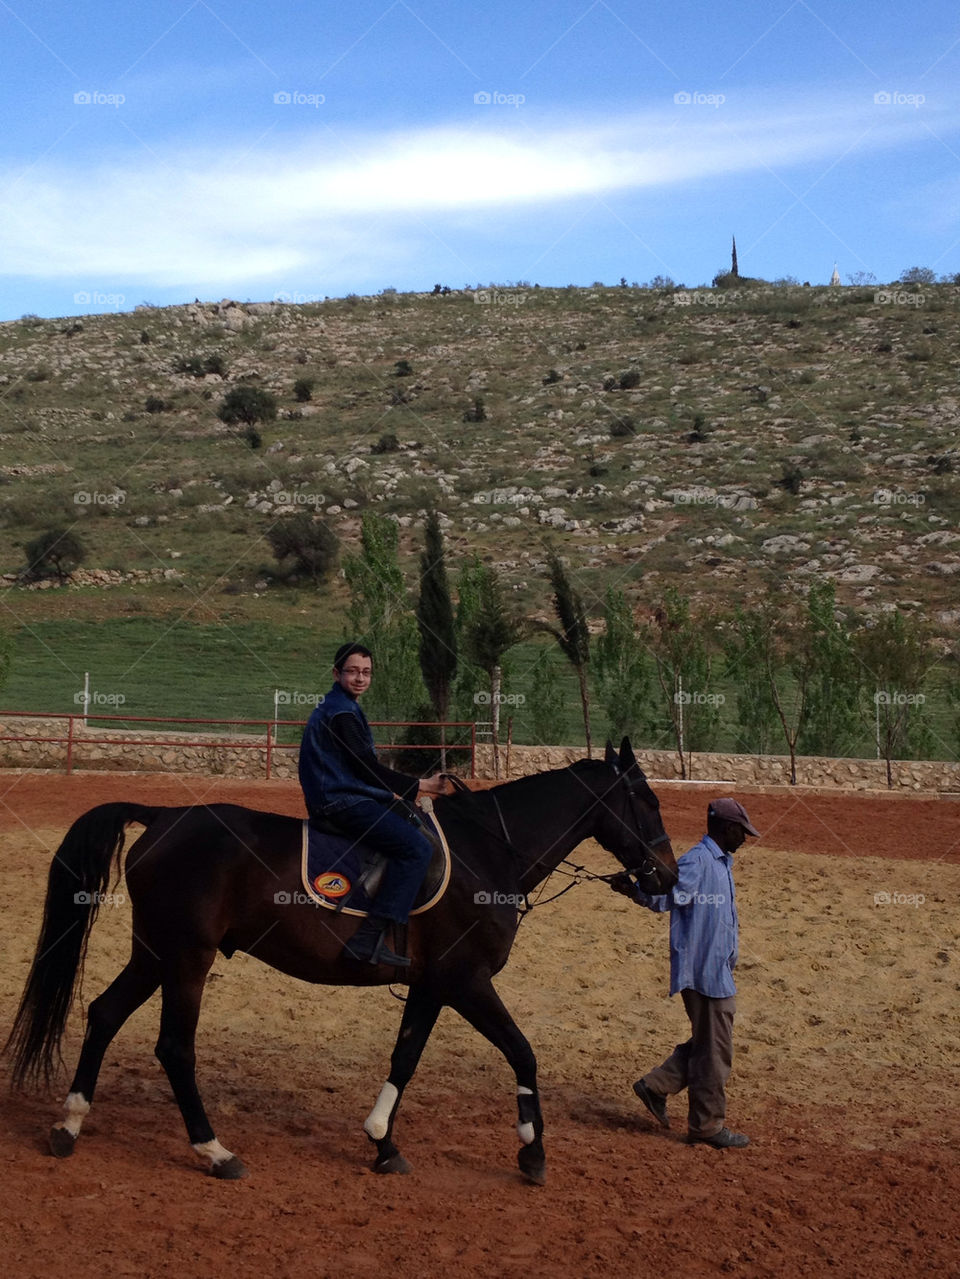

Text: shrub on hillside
xmin=293 ymin=378 xmax=314 ymax=402
xmin=266 ymin=513 xmax=339 ymax=584
xmin=371 ymin=432 xmax=400 ymax=454
xmin=175 ymin=352 xmax=227 ymax=377
xmin=609 ymin=414 xmax=636 ymax=438
xmin=463 ymin=396 xmax=486 ymax=423
xmin=218 ymin=386 xmax=277 ymax=428
xmin=23 ymin=528 xmax=85 ymax=584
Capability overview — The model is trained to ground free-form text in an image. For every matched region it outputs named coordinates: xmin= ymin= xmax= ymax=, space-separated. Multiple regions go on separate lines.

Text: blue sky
xmin=2 ymin=0 xmax=960 ymax=318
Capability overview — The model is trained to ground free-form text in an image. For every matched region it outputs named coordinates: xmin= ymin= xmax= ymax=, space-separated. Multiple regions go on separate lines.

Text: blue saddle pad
xmin=300 ymin=807 xmax=449 ymax=917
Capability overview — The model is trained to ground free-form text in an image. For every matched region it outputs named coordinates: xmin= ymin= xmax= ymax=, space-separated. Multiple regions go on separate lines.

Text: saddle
xmin=300 ymin=798 xmax=451 ymax=917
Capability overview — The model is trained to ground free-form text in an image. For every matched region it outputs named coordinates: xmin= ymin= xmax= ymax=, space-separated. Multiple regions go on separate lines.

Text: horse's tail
xmin=5 ymin=802 xmax=161 ymax=1091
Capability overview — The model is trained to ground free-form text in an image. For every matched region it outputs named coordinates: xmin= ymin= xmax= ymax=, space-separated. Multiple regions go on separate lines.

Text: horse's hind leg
xmin=451 ymin=980 xmax=546 ymax=1185
xmin=363 ymin=983 xmax=442 ymax=1174
xmin=154 ymin=947 xmax=247 ymax=1180
xmin=50 ymin=944 xmax=160 ymax=1158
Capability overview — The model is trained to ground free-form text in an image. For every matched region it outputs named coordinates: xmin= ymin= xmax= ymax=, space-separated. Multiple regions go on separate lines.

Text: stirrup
xmin=344 ymin=924 xmax=410 ymax=968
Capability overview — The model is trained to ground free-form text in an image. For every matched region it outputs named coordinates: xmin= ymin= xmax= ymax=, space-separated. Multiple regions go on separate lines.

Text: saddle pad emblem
xmin=313 ymin=871 xmax=351 ymax=899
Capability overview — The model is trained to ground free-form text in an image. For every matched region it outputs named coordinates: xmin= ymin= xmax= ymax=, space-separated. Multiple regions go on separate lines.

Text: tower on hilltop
xmin=731 ymin=235 xmax=739 ymax=278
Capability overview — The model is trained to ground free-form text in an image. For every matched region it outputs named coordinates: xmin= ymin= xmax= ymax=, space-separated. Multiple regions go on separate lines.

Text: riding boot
xmin=343 ymin=915 xmax=410 ymax=968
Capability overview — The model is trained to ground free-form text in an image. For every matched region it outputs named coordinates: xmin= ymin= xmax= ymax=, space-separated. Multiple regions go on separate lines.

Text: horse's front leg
xmin=451 ymin=979 xmax=546 ymax=1185
xmin=363 ymin=983 xmax=442 ymax=1174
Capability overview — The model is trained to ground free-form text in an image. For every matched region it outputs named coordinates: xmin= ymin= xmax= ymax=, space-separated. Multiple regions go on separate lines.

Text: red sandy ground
xmin=0 ymin=771 xmax=957 ymax=1279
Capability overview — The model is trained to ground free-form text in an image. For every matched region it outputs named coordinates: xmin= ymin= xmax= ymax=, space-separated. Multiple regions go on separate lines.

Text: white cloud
xmin=1 ymin=96 xmax=956 ymax=288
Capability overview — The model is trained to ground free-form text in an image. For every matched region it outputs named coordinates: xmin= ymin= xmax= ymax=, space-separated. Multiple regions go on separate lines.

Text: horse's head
xmin=589 ymin=738 xmax=678 ymax=894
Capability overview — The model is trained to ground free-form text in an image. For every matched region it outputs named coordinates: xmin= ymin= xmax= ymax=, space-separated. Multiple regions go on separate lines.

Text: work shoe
xmin=688 ymin=1127 xmax=750 ymax=1149
xmin=343 ymin=917 xmax=410 ymax=968
xmin=632 ymin=1079 xmax=670 ymax=1128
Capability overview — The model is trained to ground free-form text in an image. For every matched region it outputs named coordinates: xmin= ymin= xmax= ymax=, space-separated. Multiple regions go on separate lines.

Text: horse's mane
xmin=439 ymin=758 xmax=610 ymax=818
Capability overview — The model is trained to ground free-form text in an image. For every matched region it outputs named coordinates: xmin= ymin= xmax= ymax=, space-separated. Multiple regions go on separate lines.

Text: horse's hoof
xmin=49 ymin=1125 xmax=76 ymax=1159
xmin=517 ymin=1149 xmax=546 ymax=1186
xmin=211 ymin=1155 xmax=249 ymax=1180
xmin=374 ymin=1152 xmax=411 ymax=1175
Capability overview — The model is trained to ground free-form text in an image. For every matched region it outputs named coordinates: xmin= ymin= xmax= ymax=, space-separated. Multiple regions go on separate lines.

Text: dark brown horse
xmin=6 ymin=739 xmax=676 ymax=1184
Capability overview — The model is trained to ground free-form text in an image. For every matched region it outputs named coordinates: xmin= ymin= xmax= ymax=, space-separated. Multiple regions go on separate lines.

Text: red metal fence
xmin=0 ymin=710 xmax=477 ymax=779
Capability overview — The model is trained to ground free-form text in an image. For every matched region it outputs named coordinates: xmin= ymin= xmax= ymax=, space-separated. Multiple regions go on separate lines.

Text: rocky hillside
xmin=1 ymin=282 xmax=958 ymax=629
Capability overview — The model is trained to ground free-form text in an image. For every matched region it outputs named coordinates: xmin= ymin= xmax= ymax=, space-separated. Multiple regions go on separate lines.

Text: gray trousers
xmin=643 ymin=988 xmax=736 ymax=1139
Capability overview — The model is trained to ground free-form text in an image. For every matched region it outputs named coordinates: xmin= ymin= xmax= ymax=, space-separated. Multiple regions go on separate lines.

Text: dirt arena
xmin=1 ymin=770 xmax=957 ymax=1278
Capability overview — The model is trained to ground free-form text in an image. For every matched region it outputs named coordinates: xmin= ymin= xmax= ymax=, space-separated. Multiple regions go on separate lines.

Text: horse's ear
xmin=604 ymin=740 xmax=617 ymax=767
xmin=619 ymin=737 xmax=638 ymax=771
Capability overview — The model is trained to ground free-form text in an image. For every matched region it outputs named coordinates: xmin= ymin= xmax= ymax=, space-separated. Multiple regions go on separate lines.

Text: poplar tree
xmin=416 ymin=511 xmax=457 ymax=765
xmin=542 ymin=551 xmax=593 ymax=756
xmin=343 ymin=512 xmax=423 ymax=722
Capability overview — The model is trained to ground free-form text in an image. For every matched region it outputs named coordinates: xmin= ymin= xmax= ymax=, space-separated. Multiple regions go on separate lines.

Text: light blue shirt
xmin=634 ymin=834 xmax=739 ymax=999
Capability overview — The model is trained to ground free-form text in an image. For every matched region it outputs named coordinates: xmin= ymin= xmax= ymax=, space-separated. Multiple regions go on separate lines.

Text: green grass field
xmin=3 ymin=615 xmax=955 ymax=761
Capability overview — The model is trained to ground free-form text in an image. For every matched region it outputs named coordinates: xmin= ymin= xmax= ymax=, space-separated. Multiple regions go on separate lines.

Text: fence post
xmin=470 ymin=720 xmax=476 ymax=779
xmin=265 ymin=721 xmax=273 ymax=780
xmin=66 ymin=715 xmax=75 ymax=775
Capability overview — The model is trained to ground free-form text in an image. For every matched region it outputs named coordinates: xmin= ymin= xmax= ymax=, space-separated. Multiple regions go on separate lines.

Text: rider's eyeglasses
xmin=341 ymin=666 xmax=372 ymax=678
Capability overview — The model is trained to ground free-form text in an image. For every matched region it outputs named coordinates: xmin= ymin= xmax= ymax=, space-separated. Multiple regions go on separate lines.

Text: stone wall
xmin=478 ymin=744 xmax=960 ymax=793
xmin=2 ymin=715 xmax=958 ymax=792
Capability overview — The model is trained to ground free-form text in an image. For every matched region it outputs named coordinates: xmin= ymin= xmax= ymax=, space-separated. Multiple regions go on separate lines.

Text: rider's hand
xmin=608 ymin=871 xmax=637 ymax=898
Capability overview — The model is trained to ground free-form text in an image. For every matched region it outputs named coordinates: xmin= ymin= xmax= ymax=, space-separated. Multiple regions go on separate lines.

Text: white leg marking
xmin=364 ymin=1081 xmax=399 ymax=1140
xmin=517 ymin=1085 xmax=535 ymax=1145
xmin=192 ymin=1138 xmax=235 ymax=1167
xmin=55 ymin=1091 xmax=90 ymax=1138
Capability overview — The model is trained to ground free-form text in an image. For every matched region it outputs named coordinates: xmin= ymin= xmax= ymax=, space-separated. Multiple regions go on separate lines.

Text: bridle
xmin=438 ymin=764 xmax=673 ymax=914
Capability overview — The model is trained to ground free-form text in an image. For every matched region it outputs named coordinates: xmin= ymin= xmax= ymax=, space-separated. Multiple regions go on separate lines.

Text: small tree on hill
xmin=266 ymin=514 xmax=338 ymax=584
xmin=24 ymin=528 xmax=85 ymax=584
xmin=218 ymin=385 xmax=277 ymax=428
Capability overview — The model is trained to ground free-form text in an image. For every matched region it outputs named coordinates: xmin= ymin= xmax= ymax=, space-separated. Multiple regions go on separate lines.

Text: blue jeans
xmin=327 ymin=798 xmax=433 ymax=923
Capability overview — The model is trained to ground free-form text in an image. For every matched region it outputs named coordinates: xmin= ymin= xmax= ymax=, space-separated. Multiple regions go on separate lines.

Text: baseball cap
xmin=708 ymin=797 xmax=759 ymax=837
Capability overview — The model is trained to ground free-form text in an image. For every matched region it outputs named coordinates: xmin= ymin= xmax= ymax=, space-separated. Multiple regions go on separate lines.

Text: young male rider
xmin=298 ymin=642 xmax=445 ymax=968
